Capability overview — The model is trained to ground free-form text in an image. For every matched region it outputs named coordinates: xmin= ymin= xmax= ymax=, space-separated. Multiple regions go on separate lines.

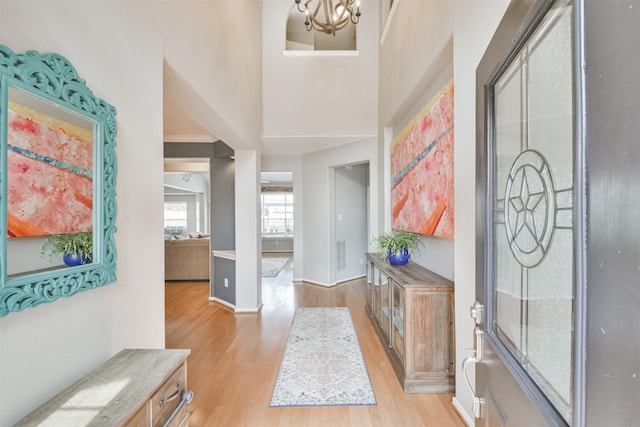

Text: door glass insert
xmin=491 ymin=0 xmax=574 ymax=422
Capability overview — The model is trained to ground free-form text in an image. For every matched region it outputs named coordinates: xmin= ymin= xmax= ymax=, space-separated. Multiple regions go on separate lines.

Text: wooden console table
xmin=16 ymin=349 xmax=192 ymax=427
xmin=366 ymin=253 xmax=455 ymax=393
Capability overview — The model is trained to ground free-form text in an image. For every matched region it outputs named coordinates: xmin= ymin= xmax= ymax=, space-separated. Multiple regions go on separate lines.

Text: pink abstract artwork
xmin=391 ymin=79 xmax=454 ymax=239
xmin=7 ymin=103 xmax=93 ymax=238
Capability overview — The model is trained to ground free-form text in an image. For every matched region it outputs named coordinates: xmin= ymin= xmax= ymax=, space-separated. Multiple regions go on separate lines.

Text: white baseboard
xmin=209 ymin=297 xmax=263 ymax=314
xmin=235 ymin=303 xmax=263 ymax=314
xmin=293 ymin=278 xmax=337 ymax=287
xmin=209 ymin=296 xmax=234 ymax=311
xmin=337 ymin=274 xmax=366 ymax=284
xmin=452 ymin=396 xmax=474 ymax=427
xmin=291 ymin=275 xmax=366 ymax=288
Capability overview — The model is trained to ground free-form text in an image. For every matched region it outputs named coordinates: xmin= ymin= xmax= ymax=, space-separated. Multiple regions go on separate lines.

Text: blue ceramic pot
xmin=388 ymin=249 xmax=410 ymax=265
xmin=63 ymin=252 xmax=90 ymax=266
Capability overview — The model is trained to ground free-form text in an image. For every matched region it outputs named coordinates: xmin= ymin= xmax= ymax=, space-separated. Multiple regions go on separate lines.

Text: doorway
xmin=334 ymin=163 xmax=369 ymax=283
xmin=472 ymin=0 xmax=578 ymax=425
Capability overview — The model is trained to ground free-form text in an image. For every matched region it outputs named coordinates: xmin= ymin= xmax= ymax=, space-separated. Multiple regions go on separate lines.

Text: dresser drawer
xmin=150 ymin=362 xmax=187 ymax=426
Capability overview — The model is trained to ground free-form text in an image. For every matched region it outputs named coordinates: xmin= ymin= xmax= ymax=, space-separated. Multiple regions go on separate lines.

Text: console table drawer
xmin=127 ymin=404 xmax=150 ymax=427
xmin=150 ymin=363 xmax=187 ymax=426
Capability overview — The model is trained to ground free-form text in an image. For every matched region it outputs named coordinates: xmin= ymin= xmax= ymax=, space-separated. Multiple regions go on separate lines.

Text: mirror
xmin=0 ymin=45 xmax=118 ymax=316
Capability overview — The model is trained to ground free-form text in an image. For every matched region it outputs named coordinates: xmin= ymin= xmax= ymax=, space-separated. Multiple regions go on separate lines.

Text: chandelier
xmin=294 ymin=0 xmax=361 ymax=35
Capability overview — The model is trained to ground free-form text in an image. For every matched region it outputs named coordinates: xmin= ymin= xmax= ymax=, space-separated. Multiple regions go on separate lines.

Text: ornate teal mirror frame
xmin=0 ymin=45 xmax=117 ymax=316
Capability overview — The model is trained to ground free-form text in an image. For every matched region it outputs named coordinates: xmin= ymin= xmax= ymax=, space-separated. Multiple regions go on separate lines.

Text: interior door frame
xmin=475 ymin=0 xmax=586 ymax=424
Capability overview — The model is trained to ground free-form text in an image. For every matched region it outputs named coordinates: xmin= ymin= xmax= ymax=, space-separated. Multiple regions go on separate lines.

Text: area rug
xmin=270 ymin=307 xmax=377 ymax=407
xmin=262 ymin=257 xmax=289 ymax=277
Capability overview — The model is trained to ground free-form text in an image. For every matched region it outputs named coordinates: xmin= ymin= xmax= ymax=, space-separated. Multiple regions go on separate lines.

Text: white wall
xmin=0 ymin=1 xmax=263 ymax=424
xmin=383 ymin=39 xmax=455 ymax=279
xmin=300 ymin=138 xmax=378 ymax=285
xmin=0 ymin=4 xmax=165 ymax=425
xmin=158 ymin=1 xmax=263 ymax=151
xmin=377 ymin=2 xmax=457 ymax=281
xmin=450 ymin=2 xmax=509 ymax=420
xmin=379 ymin=1 xmax=454 ymax=127
xmin=378 ymin=0 xmax=510 ymax=424
xmin=262 ymin=0 xmax=379 ymax=151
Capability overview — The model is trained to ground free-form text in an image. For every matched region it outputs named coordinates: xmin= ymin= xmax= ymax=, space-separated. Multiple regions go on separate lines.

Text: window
xmin=164 ymin=201 xmax=188 ymax=236
xmin=261 ymin=193 xmax=294 ymax=237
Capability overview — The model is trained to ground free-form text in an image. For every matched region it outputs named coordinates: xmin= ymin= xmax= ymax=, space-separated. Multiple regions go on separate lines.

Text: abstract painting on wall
xmin=7 ymin=100 xmax=93 ymax=238
xmin=391 ymin=79 xmax=454 ymax=239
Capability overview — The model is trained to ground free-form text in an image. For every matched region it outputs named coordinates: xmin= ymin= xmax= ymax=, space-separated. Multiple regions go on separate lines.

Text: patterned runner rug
xmin=270 ymin=307 xmax=377 ymax=407
xmin=262 ymin=257 xmax=289 ymax=277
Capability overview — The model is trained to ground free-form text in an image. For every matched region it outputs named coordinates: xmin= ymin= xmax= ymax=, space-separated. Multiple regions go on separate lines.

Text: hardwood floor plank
xmin=165 ymin=258 xmax=465 ymax=426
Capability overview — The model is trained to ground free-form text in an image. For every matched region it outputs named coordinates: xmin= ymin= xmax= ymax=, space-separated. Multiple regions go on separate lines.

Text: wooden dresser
xmin=16 ymin=349 xmax=192 ymax=427
xmin=366 ymin=253 xmax=455 ymax=393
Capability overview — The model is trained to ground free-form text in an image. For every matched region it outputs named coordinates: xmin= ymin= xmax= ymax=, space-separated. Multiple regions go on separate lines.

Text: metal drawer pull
xmin=159 ymin=380 xmax=181 ymax=407
xmin=163 ymin=390 xmax=194 ymax=427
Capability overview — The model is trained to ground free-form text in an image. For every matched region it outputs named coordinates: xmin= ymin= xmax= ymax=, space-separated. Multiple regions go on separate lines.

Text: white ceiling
xmin=261 ymin=171 xmax=293 ymax=185
xmin=163 ymin=2 xmax=378 ymax=156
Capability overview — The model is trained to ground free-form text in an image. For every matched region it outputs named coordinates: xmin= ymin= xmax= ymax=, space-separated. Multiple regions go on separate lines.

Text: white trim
xmin=282 ymin=50 xmax=359 ymax=57
xmin=209 ymin=296 xmax=235 ymax=311
xmin=380 ymin=0 xmax=400 ymax=46
xmin=292 ymin=278 xmax=338 ymax=288
xmin=261 ymin=133 xmax=376 ymax=140
xmin=452 ymin=396 xmax=474 ymax=427
xmin=235 ymin=303 xmax=263 ymax=314
xmin=209 ymin=298 xmax=264 ymax=314
xmin=164 ymin=134 xmax=216 ymax=143
xmin=336 ymin=274 xmax=367 ymax=284
xmin=212 ymin=250 xmax=236 ymax=261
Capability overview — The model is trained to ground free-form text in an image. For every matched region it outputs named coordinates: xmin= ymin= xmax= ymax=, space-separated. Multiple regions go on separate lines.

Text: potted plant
xmin=373 ymin=229 xmax=423 ymax=265
xmin=41 ymin=231 xmax=93 ymax=266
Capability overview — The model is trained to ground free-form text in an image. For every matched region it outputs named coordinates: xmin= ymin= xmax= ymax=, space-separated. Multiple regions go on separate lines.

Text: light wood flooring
xmin=165 ymin=256 xmax=465 ymax=426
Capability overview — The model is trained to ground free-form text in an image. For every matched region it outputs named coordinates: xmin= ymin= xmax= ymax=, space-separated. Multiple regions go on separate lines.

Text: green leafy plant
xmin=41 ymin=232 xmax=93 ymax=263
xmin=372 ymin=229 xmax=424 ymax=260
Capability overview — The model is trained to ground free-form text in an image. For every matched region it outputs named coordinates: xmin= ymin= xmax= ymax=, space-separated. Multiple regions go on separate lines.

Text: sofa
xmin=164 ymin=237 xmax=210 ymax=281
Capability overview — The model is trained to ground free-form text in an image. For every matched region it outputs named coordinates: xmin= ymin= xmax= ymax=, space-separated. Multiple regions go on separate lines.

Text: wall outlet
xmin=360 ymin=257 xmax=364 ymax=265
xmin=224 ymin=278 xmax=229 ymax=288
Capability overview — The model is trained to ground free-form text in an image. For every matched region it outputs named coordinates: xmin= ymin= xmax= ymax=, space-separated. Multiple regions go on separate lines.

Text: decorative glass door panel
xmin=491 ymin=0 xmax=574 ymax=422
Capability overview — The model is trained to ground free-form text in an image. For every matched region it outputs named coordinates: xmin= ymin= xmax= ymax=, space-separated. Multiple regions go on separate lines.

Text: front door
xmin=472 ymin=0 xmax=580 ymax=425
